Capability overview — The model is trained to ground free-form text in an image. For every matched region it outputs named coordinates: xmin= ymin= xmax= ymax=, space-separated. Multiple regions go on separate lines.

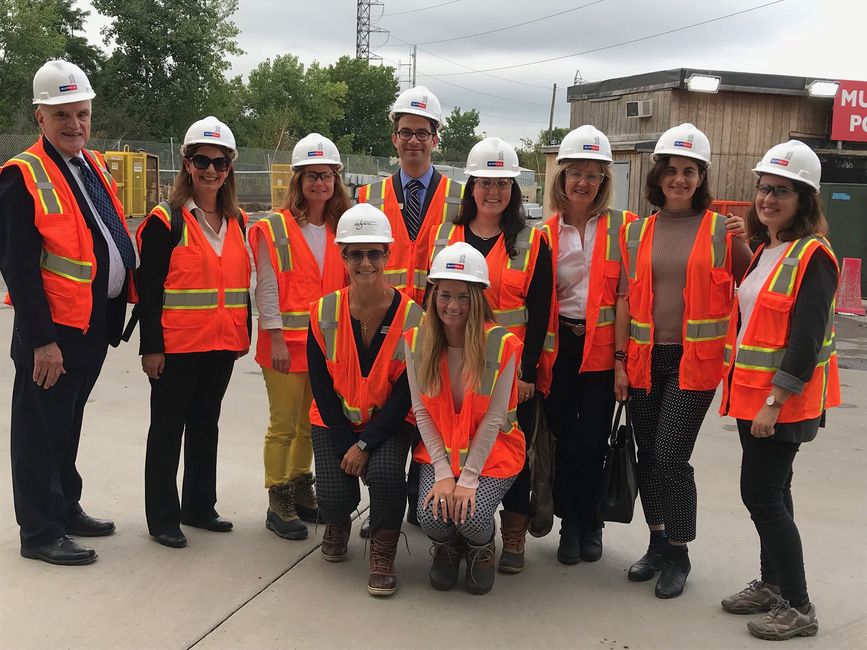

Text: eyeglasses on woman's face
xmin=756 ymin=183 xmax=797 ymax=199
xmin=435 ymin=291 xmax=471 ymax=307
xmin=302 ymin=171 xmax=337 ymax=183
xmin=474 ymin=178 xmax=513 ymax=192
xmin=343 ymin=249 xmax=387 ymax=264
xmin=564 ymin=169 xmax=605 ymax=185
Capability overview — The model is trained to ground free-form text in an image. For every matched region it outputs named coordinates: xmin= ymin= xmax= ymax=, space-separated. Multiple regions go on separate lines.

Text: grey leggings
xmin=416 ymin=463 xmax=516 ymax=545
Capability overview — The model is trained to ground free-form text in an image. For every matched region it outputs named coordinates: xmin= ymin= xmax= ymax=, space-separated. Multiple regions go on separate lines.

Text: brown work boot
xmin=465 ymin=536 xmax=497 ymax=595
xmin=290 ymin=473 xmax=320 ymax=523
xmin=722 ymin=579 xmax=782 ymax=614
xmin=368 ymin=529 xmax=400 ymax=597
xmin=266 ymin=484 xmax=308 ymax=540
xmin=429 ymin=535 xmax=465 ymax=591
xmin=321 ymin=519 xmax=351 ymax=562
xmin=747 ymin=601 xmax=819 ymax=640
xmin=498 ymin=510 xmax=529 ymax=574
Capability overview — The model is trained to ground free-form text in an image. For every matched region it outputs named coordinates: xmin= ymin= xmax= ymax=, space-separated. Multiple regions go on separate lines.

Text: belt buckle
xmin=572 ymin=323 xmax=586 ymax=337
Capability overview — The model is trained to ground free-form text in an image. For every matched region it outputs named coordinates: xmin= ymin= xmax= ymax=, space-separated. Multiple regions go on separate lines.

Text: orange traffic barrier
xmin=710 ymin=200 xmax=752 ymax=219
xmin=836 ymin=257 xmax=865 ymax=316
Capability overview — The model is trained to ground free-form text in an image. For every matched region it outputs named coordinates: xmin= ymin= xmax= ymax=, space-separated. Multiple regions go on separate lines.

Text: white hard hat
xmin=32 ymin=60 xmax=96 ymax=105
xmin=465 ymin=137 xmax=521 ymax=178
xmin=389 ymin=85 xmax=443 ymax=127
xmin=557 ymin=125 xmax=613 ymax=163
xmin=429 ymin=242 xmax=490 ymax=288
xmin=753 ymin=140 xmax=821 ymax=192
xmin=653 ymin=123 xmax=711 ymax=165
xmin=182 ymin=116 xmax=238 ymax=160
xmin=334 ymin=204 xmax=394 ymax=244
xmin=292 ymin=133 xmax=343 ymax=170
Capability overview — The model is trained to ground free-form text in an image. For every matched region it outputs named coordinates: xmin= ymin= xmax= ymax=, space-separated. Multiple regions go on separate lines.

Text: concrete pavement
xmin=0 ymin=302 xmax=865 ymax=649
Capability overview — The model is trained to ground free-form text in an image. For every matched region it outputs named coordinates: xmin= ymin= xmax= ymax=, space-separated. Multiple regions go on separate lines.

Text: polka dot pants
xmin=416 ymin=463 xmax=516 ymax=545
xmin=628 ymin=345 xmax=715 ymax=544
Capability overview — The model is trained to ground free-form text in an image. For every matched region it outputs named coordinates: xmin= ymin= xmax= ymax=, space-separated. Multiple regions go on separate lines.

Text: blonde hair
xmin=548 ymin=160 xmax=613 ymax=217
xmin=169 ymin=144 xmax=239 ymax=217
xmin=281 ymin=165 xmax=351 ymax=230
xmin=415 ymin=282 xmax=495 ymax=396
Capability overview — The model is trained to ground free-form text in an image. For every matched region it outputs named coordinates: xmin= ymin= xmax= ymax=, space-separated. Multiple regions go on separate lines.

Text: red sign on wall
xmin=831 ymin=80 xmax=867 ymax=142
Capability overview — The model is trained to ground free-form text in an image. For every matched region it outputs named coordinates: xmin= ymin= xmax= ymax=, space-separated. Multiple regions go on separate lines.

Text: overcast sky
xmin=77 ymin=0 xmax=867 ymax=146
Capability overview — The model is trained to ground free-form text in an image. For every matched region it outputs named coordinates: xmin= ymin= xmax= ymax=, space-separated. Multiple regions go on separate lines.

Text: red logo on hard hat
xmin=445 ymin=263 xmax=465 ymax=270
xmin=583 ymin=144 xmax=600 ymax=151
xmin=487 ymin=161 xmax=504 ymax=167
xmin=308 ymin=150 xmax=324 ymax=157
xmin=674 ymin=140 xmax=693 ymax=149
xmin=411 ymin=101 xmax=427 ymax=109
xmin=203 ymin=131 xmax=221 ymax=138
xmin=770 ymin=157 xmax=789 ymax=166
xmin=58 ymin=84 xmax=78 ymax=92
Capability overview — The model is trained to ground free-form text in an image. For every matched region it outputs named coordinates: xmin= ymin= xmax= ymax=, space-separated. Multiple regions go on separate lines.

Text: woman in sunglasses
xmin=248 ymin=134 xmax=350 ymax=542
xmin=427 ymin=136 xmax=553 ymax=574
xmin=719 ymin=141 xmax=839 ymax=641
xmin=306 ymin=204 xmax=422 ymax=597
xmin=136 ymin=117 xmax=251 ymax=549
xmin=407 ymin=242 xmax=525 ymax=595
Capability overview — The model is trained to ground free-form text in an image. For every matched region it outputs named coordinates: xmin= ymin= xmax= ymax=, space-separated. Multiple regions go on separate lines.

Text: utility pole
xmin=548 ymin=83 xmax=557 ymax=144
xmin=356 ymin=0 xmax=384 ymax=62
xmin=411 ymin=45 xmax=417 ymax=87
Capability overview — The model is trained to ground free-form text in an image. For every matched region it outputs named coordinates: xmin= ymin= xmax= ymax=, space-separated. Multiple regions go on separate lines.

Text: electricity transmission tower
xmin=356 ymin=0 xmax=385 ymax=62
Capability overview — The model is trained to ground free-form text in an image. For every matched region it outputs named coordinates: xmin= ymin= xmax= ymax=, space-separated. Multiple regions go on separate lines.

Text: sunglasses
xmin=187 ymin=154 xmax=232 ymax=172
xmin=343 ymin=249 xmax=387 ymax=264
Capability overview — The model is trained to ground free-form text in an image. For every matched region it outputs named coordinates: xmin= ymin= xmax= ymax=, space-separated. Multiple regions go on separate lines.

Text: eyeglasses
xmin=474 ymin=178 xmax=513 ymax=191
xmin=302 ymin=171 xmax=337 ymax=183
xmin=343 ymin=249 xmax=387 ymax=264
xmin=436 ymin=292 xmax=470 ymax=306
xmin=187 ymin=154 xmax=231 ymax=172
xmin=395 ymin=129 xmax=434 ymax=142
xmin=564 ymin=169 xmax=605 ymax=185
xmin=756 ymin=183 xmax=797 ymax=199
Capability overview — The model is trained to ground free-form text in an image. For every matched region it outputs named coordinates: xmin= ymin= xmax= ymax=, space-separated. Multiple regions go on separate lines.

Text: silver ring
xmin=439 ymin=498 xmax=446 ymax=503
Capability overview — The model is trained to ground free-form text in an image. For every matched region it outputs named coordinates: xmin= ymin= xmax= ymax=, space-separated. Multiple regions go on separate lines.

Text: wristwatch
xmin=356 ymin=439 xmax=368 ymax=452
xmin=765 ymin=395 xmax=782 ymax=409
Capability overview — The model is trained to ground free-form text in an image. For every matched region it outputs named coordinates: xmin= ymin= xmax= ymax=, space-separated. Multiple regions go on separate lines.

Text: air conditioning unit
xmin=626 ymin=99 xmax=653 ymax=118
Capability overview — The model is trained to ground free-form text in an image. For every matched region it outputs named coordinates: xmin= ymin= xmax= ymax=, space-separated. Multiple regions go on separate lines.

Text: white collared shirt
xmin=185 ymin=198 xmax=227 ymax=255
xmin=555 ymin=213 xmax=600 ymax=320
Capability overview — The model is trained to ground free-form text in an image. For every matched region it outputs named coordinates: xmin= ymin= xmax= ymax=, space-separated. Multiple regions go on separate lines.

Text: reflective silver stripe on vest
xmin=494 ymin=307 xmax=529 ymax=328
xmin=625 ymin=219 xmax=646 ymax=280
xmin=282 ymin=312 xmax=310 ymax=330
xmin=432 ymin=222 xmax=455 ymax=263
xmin=507 ymin=226 xmax=535 ymax=272
xmin=265 ymin=213 xmax=292 ymax=272
xmin=684 ymin=318 xmax=728 ymax=341
xmin=500 ymin=407 xmax=518 ymax=435
xmin=83 ymin=150 xmax=114 ymax=187
xmin=10 ymin=152 xmax=63 ymax=214
xmin=769 ymin=237 xmax=818 ymax=296
xmin=364 ymin=181 xmax=387 ymax=208
xmin=597 ymin=305 xmax=615 ymax=326
xmin=163 ymin=290 xmax=219 ymax=308
xmin=710 ymin=212 xmax=728 ymax=269
xmin=724 ymin=344 xmax=732 ymax=364
xmin=630 ymin=320 xmax=651 ymax=344
xmin=413 ymin=269 xmax=428 ymax=290
xmin=480 ymin=327 xmax=510 ymax=395
xmin=605 ymin=209 xmax=626 ymax=264
xmin=318 ymin=292 xmax=340 ymax=361
xmin=442 ymin=178 xmax=464 ymax=222
xmin=224 ymin=289 xmax=248 ymax=308
xmin=392 ymin=302 xmax=423 ymax=362
xmin=543 ymin=331 xmax=555 ymax=352
xmin=342 ymin=396 xmax=363 ymax=424
xmin=40 ymin=249 xmax=92 ymax=281
xmin=734 ymin=346 xmax=786 ymax=371
xmin=153 ymin=201 xmax=187 ymax=246
xmin=384 ymin=269 xmax=408 ymax=288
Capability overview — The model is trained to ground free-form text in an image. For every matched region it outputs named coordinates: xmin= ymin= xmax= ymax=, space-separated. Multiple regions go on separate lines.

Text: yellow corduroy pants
xmin=262 ymin=368 xmax=314 ymax=488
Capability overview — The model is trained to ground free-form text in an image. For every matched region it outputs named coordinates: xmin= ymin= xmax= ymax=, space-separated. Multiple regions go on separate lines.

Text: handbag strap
xmin=610 ymin=400 xmax=626 ymax=444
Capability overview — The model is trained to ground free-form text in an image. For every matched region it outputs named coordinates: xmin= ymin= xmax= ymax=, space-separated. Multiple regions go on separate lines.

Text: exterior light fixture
xmin=806 ymin=80 xmax=839 ymax=98
xmin=686 ymin=74 xmax=721 ymax=93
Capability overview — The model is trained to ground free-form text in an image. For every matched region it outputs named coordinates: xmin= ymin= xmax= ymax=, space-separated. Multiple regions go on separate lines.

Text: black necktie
xmin=404 ymin=179 xmax=423 ymax=241
xmin=70 ymin=156 xmax=136 ymax=269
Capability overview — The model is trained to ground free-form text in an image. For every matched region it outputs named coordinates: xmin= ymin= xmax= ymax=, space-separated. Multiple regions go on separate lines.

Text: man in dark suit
xmin=0 ymin=60 xmax=136 ymax=565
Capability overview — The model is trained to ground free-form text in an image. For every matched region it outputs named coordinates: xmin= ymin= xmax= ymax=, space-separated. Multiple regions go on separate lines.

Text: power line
xmin=383 ymin=0 xmax=460 ymax=17
xmin=429 ymin=0 xmax=786 ymax=76
xmin=417 ymin=73 xmax=549 ymax=106
xmin=441 ymin=103 xmax=548 ymax=125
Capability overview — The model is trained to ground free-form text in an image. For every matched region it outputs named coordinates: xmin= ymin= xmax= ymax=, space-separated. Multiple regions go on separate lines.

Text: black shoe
xmin=181 ymin=516 xmax=233 ymax=532
xmin=579 ymin=527 xmax=603 ymax=562
xmin=628 ymin=534 xmax=668 ymax=582
xmin=21 ymin=536 xmax=97 ymax=565
xmin=65 ymin=511 xmax=116 ymax=537
xmin=655 ymin=546 xmax=691 ymax=599
xmin=557 ymin=525 xmax=581 ymax=565
xmin=359 ymin=516 xmax=371 ymax=539
xmin=406 ymin=501 xmax=419 ymax=527
xmin=153 ymin=529 xmax=187 ymax=548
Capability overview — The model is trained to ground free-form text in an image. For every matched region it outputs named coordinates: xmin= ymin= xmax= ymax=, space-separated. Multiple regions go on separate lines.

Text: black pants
xmin=11 ymin=357 xmax=105 ymax=547
xmin=145 ymin=351 xmax=235 ymax=535
xmin=628 ymin=345 xmax=715 ymax=543
xmin=311 ymin=422 xmax=413 ymax=531
xmin=500 ymin=399 xmax=536 ymax=516
xmin=544 ymin=323 xmax=616 ymax=531
xmin=738 ymin=420 xmax=808 ymax=606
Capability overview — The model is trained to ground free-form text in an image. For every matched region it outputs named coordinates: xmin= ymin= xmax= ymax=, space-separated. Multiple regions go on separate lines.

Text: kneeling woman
xmin=307 ymin=204 xmax=422 ymax=597
xmin=406 ymin=242 xmax=525 ymax=595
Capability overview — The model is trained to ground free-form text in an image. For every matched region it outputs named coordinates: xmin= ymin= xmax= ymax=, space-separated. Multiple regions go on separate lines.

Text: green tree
xmin=516 ymin=127 xmax=570 ymax=173
xmin=326 ymin=56 xmax=398 ymax=157
xmin=437 ymin=107 xmax=481 ymax=162
xmin=0 ymin=0 xmax=104 ymax=133
xmin=91 ymin=0 xmax=243 ymax=139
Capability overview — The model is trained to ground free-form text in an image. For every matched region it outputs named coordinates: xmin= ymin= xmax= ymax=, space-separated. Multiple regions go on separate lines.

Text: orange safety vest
xmin=428 ymin=221 xmax=557 ymax=393
xmin=357 ymin=173 xmax=464 ymax=303
xmin=2 ymin=138 xmax=135 ymax=331
xmin=407 ymin=323 xmax=525 ymax=479
xmin=308 ymin=287 xmax=423 ymax=429
xmin=135 ymin=201 xmax=250 ymax=354
xmin=540 ymin=209 xmax=638 ymax=376
xmin=620 ymin=210 xmax=734 ymax=391
xmin=248 ymin=210 xmax=346 ymax=372
xmin=720 ymin=237 xmax=840 ymax=423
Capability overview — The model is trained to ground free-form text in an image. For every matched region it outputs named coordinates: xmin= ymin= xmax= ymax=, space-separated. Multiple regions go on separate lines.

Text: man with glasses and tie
xmin=0 ymin=60 xmax=136 ymax=565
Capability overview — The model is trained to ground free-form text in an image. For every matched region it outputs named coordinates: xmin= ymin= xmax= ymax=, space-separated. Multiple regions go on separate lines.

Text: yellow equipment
xmin=104 ymin=146 xmax=159 ymax=217
xmin=270 ymin=163 xmax=294 ymax=210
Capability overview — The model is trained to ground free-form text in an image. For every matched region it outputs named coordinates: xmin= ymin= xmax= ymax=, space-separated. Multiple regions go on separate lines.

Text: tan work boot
xmin=722 ymin=579 xmax=781 ymax=614
xmin=321 ymin=519 xmax=351 ymax=562
xmin=747 ymin=601 xmax=819 ymax=640
xmin=465 ymin=536 xmax=497 ymax=595
xmin=266 ymin=484 xmax=308 ymax=540
xmin=498 ymin=510 xmax=529 ymax=574
xmin=290 ymin=473 xmax=320 ymax=523
xmin=368 ymin=529 xmax=400 ymax=597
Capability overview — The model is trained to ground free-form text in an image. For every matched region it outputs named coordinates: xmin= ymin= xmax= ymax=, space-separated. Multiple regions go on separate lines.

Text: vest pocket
xmin=750 ymin=293 xmax=793 ymax=346
xmin=161 ymin=309 xmax=206 ymax=330
xmin=166 ymin=247 xmax=204 ymax=289
xmin=709 ymin=267 xmax=734 ymax=316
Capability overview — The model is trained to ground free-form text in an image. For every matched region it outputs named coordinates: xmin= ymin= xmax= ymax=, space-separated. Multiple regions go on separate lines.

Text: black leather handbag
xmin=597 ymin=400 xmax=638 ymax=524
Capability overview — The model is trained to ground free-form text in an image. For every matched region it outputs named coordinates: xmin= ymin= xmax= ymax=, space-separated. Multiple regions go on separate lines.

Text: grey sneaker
xmin=722 ymin=579 xmax=781 ymax=614
xmin=747 ymin=601 xmax=819 ymax=640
